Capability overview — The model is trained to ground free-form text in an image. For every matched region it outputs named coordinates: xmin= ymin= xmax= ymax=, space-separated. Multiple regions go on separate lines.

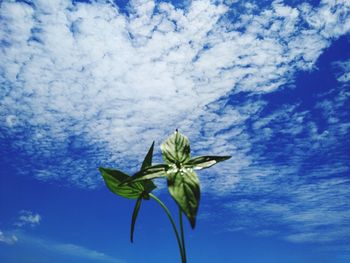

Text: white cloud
xmin=0 ymin=230 xmax=18 ymax=245
xmin=52 ymin=243 xmax=122 ymax=262
xmin=0 ymin=0 xmax=349 ymax=188
xmin=48 ymin=242 xmax=122 ymax=263
xmin=214 ymin=85 xmax=350 ymax=245
xmin=10 ymin=231 xmax=123 ymax=263
xmin=14 ymin=210 xmax=41 ymax=228
xmin=333 ymin=59 xmax=350 ymax=83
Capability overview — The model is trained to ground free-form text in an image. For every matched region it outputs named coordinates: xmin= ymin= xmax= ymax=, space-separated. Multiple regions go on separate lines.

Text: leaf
xmin=141 ymin=179 xmax=157 ymax=194
xmin=99 ymin=167 xmax=144 ymax=199
xmin=123 ymin=164 xmax=169 ymax=184
xmin=140 ymin=142 xmax=157 ymax=193
xmin=185 ymin=156 xmax=231 ymax=170
xmin=141 ymin=141 xmax=155 ymax=170
xmin=161 ymin=131 xmax=191 ymax=165
xmin=130 ymin=196 xmax=142 ymax=243
xmin=167 ymin=168 xmax=200 ymax=228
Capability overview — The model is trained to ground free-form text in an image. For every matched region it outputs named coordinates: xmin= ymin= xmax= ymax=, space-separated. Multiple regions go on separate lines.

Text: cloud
xmin=2 ymin=230 xmax=123 ymax=263
xmin=214 ymin=83 xmax=350 ymax=245
xmin=14 ymin=210 xmax=41 ymax=228
xmin=51 ymin=243 xmax=122 ymax=263
xmin=0 ymin=0 xmax=349 ymax=187
xmin=333 ymin=59 xmax=350 ymax=83
xmin=25 ymin=233 xmax=123 ymax=263
xmin=0 ymin=230 xmax=18 ymax=245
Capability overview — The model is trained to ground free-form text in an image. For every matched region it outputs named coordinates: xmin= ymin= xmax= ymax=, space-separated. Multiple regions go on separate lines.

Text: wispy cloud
xmin=0 ymin=230 xmax=18 ymax=245
xmin=333 ymin=59 xmax=350 ymax=83
xmin=3 ymin=230 xmax=124 ymax=263
xmin=213 ymin=84 xmax=350 ymax=246
xmin=52 ymin=243 xmax=122 ymax=263
xmin=14 ymin=210 xmax=41 ymax=228
xmin=0 ymin=0 xmax=349 ymax=186
xmin=25 ymin=234 xmax=123 ymax=263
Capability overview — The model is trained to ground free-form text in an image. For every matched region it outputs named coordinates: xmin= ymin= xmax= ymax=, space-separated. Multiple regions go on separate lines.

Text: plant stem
xmin=179 ymin=207 xmax=187 ymax=263
xmin=149 ymin=193 xmax=185 ymax=263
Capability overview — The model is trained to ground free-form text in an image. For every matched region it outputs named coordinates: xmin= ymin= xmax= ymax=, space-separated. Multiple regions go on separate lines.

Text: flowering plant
xmin=99 ymin=131 xmax=230 ymax=262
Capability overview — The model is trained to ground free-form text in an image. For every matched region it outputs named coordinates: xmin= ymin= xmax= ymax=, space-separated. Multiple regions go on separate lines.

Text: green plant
xmin=99 ymin=131 xmax=231 ymax=263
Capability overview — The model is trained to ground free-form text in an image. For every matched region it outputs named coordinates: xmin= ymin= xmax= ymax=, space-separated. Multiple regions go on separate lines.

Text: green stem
xmin=149 ymin=193 xmax=184 ymax=263
xmin=179 ymin=207 xmax=187 ymax=263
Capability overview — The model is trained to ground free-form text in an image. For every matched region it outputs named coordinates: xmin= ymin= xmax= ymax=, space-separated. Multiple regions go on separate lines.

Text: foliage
xmin=99 ymin=131 xmax=231 ymax=262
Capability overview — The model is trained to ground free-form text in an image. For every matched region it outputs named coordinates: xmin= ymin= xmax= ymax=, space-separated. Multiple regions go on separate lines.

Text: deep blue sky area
xmin=1 ymin=0 xmax=350 ymax=263
xmin=0 ymin=152 xmax=346 ymax=263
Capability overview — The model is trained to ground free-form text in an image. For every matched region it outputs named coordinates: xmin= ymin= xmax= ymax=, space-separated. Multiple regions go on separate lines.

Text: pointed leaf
xmin=185 ymin=156 xmax=231 ymax=170
xmin=140 ymin=142 xmax=157 ymax=193
xmin=141 ymin=141 xmax=155 ymax=170
xmin=161 ymin=131 xmax=191 ymax=165
xmin=123 ymin=164 xmax=169 ymax=184
xmin=167 ymin=168 xmax=200 ymax=228
xmin=130 ymin=196 xmax=142 ymax=243
xmin=99 ymin=167 xmax=144 ymax=199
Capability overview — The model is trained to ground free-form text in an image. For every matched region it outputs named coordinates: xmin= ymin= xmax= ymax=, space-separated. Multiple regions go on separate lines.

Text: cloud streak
xmin=6 ymin=230 xmax=124 ymax=263
xmin=0 ymin=0 xmax=349 ymax=185
xmin=14 ymin=210 xmax=41 ymax=228
xmin=0 ymin=230 xmax=18 ymax=245
xmin=212 ymin=82 xmax=350 ymax=246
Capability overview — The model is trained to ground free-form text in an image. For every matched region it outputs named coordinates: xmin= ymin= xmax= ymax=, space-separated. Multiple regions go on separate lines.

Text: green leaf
xmin=130 ymin=196 xmax=142 ymax=243
xmin=161 ymin=131 xmax=191 ymax=165
xmin=167 ymin=168 xmax=200 ymax=228
xmin=185 ymin=156 xmax=231 ymax=170
xmin=124 ymin=164 xmax=169 ymax=184
xmin=140 ymin=179 xmax=157 ymax=194
xmin=99 ymin=167 xmax=144 ymax=199
xmin=140 ymin=142 xmax=157 ymax=193
xmin=141 ymin=141 xmax=155 ymax=170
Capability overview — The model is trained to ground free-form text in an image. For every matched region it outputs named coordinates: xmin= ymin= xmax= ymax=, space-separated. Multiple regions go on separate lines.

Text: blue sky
xmin=0 ymin=0 xmax=349 ymax=262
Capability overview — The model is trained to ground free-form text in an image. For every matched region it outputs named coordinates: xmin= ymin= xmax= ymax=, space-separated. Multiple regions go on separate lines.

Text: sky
xmin=0 ymin=0 xmax=349 ymax=262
